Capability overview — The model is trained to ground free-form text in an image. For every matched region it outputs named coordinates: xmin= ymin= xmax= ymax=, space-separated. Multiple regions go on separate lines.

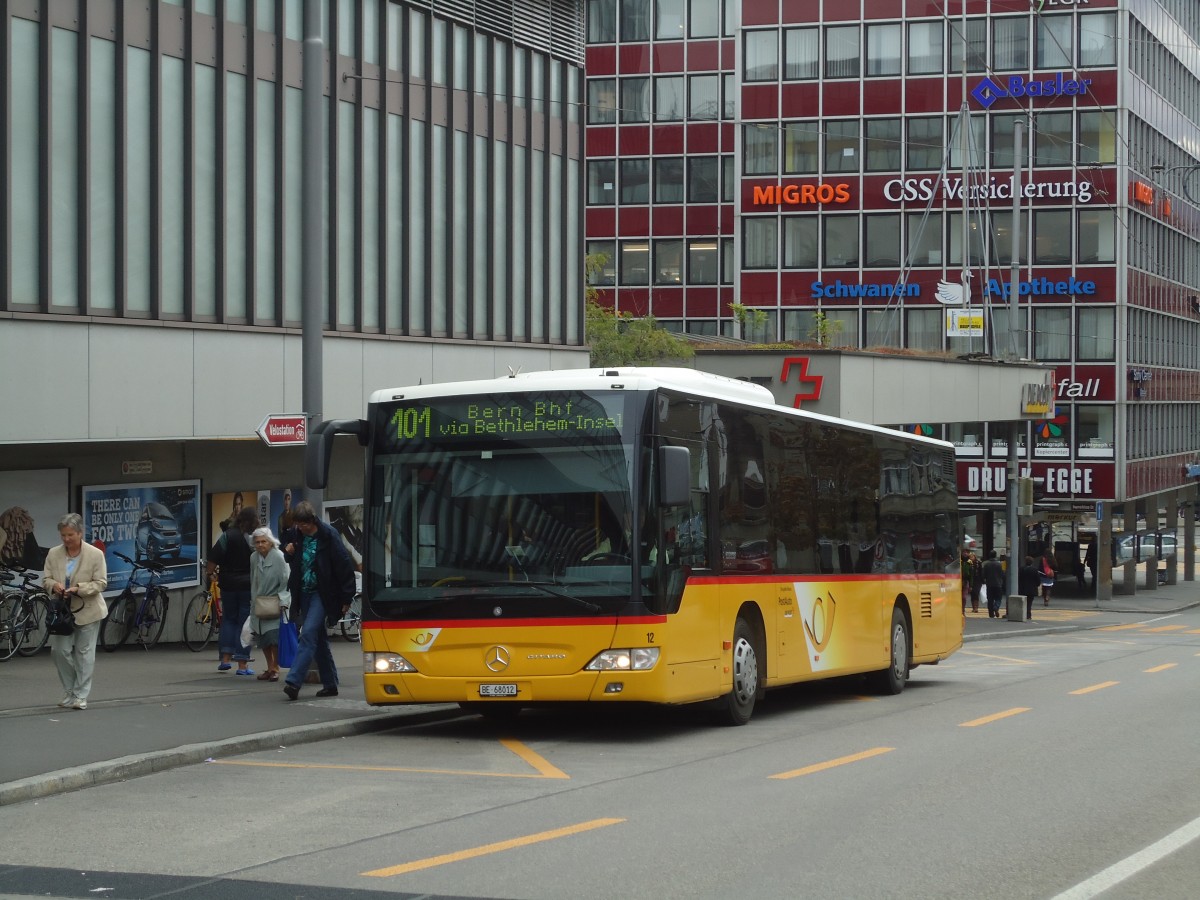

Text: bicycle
xmin=0 ymin=566 xmax=51 ymax=660
xmin=336 ymin=593 xmax=361 ymax=642
xmin=182 ymin=572 xmax=222 ymax=652
xmin=99 ymin=551 xmax=170 ymax=652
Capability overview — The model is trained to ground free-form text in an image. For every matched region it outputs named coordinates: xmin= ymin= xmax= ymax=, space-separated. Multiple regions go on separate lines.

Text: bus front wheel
xmin=718 ymin=617 xmax=760 ymax=726
xmin=869 ymin=607 xmax=909 ymax=695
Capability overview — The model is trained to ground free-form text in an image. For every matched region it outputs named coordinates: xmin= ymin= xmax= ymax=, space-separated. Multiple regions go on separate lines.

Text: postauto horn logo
xmin=971 ymin=72 xmax=1092 ymax=109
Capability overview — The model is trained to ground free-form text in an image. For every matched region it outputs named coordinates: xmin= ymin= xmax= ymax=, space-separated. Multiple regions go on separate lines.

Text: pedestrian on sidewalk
xmin=1018 ymin=555 xmax=1041 ymax=621
xmin=206 ymin=507 xmax=261 ymax=676
xmin=967 ymin=550 xmax=982 ymax=613
xmin=1039 ymin=551 xmax=1057 ymax=607
xmin=43 ymin=513 xmax=108 ymax=710
xmin=249 ymin=526 xmax=289 ymax=682
xmin=282 ymin=500 xmax=355 ymax=702
xmin=982 ymin=550 xmax=1005 ymax=618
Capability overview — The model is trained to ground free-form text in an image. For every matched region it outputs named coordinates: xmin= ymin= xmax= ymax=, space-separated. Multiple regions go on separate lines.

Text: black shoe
xmin=283 ymin=684 xmax=299 ymax=701
xmin=315 ymin=687 xmax=339 ymax=698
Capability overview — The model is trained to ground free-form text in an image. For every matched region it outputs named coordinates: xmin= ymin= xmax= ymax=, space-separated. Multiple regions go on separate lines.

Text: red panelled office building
xmin=584 ymin=0 xmax=1200 ymax=582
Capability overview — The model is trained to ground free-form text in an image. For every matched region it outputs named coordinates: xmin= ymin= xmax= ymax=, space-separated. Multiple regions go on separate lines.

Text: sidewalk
xmin=0 ymin=636 xmax=460 ymax=806
xmin=4 ymin=573 xmax=1199 ymax=807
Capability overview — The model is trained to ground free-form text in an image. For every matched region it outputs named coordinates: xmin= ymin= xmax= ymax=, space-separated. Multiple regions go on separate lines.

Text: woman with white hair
xmin=43 ymin=513 xmax=108 ymax=709
xmin=249 ymin=526 xmax=289 ymax=681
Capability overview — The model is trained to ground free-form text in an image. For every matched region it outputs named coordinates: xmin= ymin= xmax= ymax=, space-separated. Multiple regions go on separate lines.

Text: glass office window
xmin=865 ymin=309 xmax=902 ymax=348
xmin=907 ymin=308 xmax=942 ymax=351
xmin=655 ymin=157 xmax=685 ymax=203
xmin=948 ymin=18 xmax=986 ymax=73
xmin=1078 ymin=112 xmax=1116 ymax=164
xmin=782 ymin=121 xmax=820 ymax=174
xmin=825 ymin=25 xmax=860 ymax=78
xmin=49 ymin=28 xmax=79 ymax=308
xmin=620 ymin=0 xmax=650 ymax=41
xmin=1034 ymin=209 xmax=1072 ymax=264
xmin=689 ymin=0 xmax=719 ymax=38
xmin=656 ymin=0 xmax=685 ymax=39
xmin=1078 ymin=308 xmax=1115 ymax=360
xmin=948 ymin=113 xmax=986 ymax=169
xmin=689 ymin=73 xmax=720 ymax=120
xmin=784 ymin=27 xmax=819 ymax=80
xmin=783 ymin=216 xmax=818 ymax=269
xmin=160 ymin=54 xmax=185 ymax=315
xmin=721 ymin=237 xmax=734 ymax=283
xmin=722 ymin=72 xmax=735 ymax=119
xmin=688 ymin=156 xmax=719 ymax=203
xmin=1075 ymin=406 xmax=1114 ymax=457
xmin=1035 ymin=111 xmax=1073 ymax=166
xmin=907 ymin=117 xmax=944 ymax=170
xmin=744 ymin=124 xmax=778 ymax=175
xmin=89 ymin=37 xmax=117 ymax=311
xmin=783 ymin=308 xmax=856 ymax=347
xmin=620 ymin=77 xmax=650 ymax=123
xmin=688 ymin=239 xmax=719 ymax=284
xmin=908 ymin=21 xmax=943 ymax=75
xmin=989 ymin=211 xmax=1028 ymax=266
xmin=588 ymin=0 xmax=616 ymax=42
xmin=194 ymin=63 xmax=218 ymax=318
xmin=655 ymin=76 xmax=684 ymax=121
xmin=587 ymin=240 xmax=617 ymax=285
xmin=864 ymin=214 xmax=901 ymax=267
xmin=11 ymin=19 xmax=40 ymax=304
xmin=721 ymin=155 xmax=735 ymax=202
xmin=620 ymin=240 xmax=650 ymax=284
xmin=866 ymin=23 xmax=901 ymax=76
xmin=824 ymin=120 xmax=859 ymax=173
xmin=865 ymin=118 xmax=901 ymax=171
xmin=588 ymin=159 xmax=615 ymax=205
xmin=654 ymin=240 xmax=684 ymax=284
xmin=1078 ymin=209 xmax=1115 ymax=264
xmin=907 ymin=211 xmax=943 ymax=266
xmin=990 ymin=113 xmax=1021 ymax=168
xmin=823 ymin=216 xmax=859 ymax=268
xmin=588 ymin=78 xmax=617 ymax=124
xmin=992 ymin=17 xmax=1028 ymax=71
xmin=1036 ymin=15 xmax=1072 ymax=69
xmin=1034 ymin=308 xmax=1071 ymax=360
xmin=744 ymin=30 xmax=778 ymax=82
xmin=947 ymin=213 xmax=985 ymax=266
xmin=743 ymin=218 xmax=778 ymax=268
xmin=620 ymin=158 xmax=650 ymax=204
xmin=1079 ymin=13 xmax=1117 ymax=66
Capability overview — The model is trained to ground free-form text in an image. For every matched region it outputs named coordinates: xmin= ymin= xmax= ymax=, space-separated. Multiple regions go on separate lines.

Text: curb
xmin=0 ymin=704 xmax=464 ymax=808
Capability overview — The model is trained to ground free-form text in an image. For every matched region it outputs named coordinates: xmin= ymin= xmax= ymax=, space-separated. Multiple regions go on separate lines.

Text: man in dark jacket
xmin=282 ymin=500 xmax=356 ymax=701
xmin=1018 ymin=555 xmax=1041 ymax=621
xmin=981 ymin=550 xmax=1006 ymax=618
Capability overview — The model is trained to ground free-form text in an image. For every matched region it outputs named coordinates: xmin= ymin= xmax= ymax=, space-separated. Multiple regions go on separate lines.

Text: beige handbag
xmin=253 ymin=594 xmax=281 ymax=619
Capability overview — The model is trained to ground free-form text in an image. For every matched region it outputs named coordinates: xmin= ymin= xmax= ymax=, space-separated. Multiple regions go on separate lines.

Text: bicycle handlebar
xmin=113 ymin=551 xmax=167 ymax=574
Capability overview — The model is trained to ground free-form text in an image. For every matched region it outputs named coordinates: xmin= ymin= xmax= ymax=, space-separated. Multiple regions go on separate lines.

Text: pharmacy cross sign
xmin=256 ymin=414 xmax=307 ymax=447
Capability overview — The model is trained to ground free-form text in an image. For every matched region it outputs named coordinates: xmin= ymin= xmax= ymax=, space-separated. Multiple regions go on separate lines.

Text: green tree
xmin=584 ymin=252 xmax=693 ymax=366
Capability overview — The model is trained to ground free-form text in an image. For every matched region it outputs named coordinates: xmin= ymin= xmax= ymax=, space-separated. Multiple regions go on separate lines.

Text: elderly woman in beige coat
xmin=43 ymin=512 xmax=108 ymax=710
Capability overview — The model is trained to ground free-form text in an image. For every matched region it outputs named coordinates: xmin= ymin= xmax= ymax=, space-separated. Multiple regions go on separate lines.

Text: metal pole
xmin=302 ymin=2 xmax=325 ymax=511
xmin=959 ymin=0 xmax=972 ymax=353
xmin=1007 ymin=422 xmax=1020 ymax=601
xmin=1007 ymin=120 xmax=1023 ymax=361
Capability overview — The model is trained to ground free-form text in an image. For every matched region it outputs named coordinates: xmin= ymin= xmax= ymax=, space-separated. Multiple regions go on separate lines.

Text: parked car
xmin=135 ymin=502 xmax=182 ymax=561
xmin=1113 ymin=532 xmax=1177 ymax=565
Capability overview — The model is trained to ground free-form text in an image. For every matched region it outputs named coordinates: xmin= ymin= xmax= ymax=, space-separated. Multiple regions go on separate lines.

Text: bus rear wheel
xmin=868 ymin=607 xmax=909 ymax=695
xmin=717 ymin=617 xmax=760 ymax=726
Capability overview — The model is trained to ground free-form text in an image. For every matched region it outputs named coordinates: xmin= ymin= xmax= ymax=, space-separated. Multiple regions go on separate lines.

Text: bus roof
xmin=368 ymin=367 xmax=953 ymax=452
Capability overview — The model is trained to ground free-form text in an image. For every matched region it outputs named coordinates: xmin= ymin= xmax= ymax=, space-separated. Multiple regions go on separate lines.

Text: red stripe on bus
xmin=687 ymin=574 xmax=955 ymax=585
xmin=363 ymin=615 xmax=668 ymax=630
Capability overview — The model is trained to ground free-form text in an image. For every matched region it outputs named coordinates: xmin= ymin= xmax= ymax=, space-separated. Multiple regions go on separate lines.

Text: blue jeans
xmin=219 ymin=588 xmax=252 ymax=662
xmin=285 ymin=592 xmax=338 ymax=690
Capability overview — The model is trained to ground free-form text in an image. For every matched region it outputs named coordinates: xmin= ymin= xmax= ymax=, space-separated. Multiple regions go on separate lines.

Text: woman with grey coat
xmin=249 ymin=526 xmax=290 ymax=682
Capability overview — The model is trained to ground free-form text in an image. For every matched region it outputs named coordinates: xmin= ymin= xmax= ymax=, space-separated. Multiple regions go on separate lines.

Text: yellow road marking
xmin=769 ymin=746 xmax=894 ymax=780
xmin=361 ymin=818 xmax=624 ymax=877
xmin=211 ymin=738 xmax=567 ymax=779
xmin=1144 ymin=625 xmax=1188 ymax=633
xmin=960 ymin=707 xmax=1030 ymax=727
xmin=1070 ymin=681 xmax=1119 ymax=695
xmin=1144 ymin=663 xmax=1177 ymax=673
xmin=960 ymin=650 xmax=1036 ymax=666
xmin=1097 ymin=623 xmax=1147 ymax=632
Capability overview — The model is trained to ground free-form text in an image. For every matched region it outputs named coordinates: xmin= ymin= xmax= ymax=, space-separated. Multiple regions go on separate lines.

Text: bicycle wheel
xmin=138 ymin=589 xmax=169 ymax=648
xmin=15 ymin=593 xmax=51 ymax=657
xmin=0 ymin=592 xmax=19 ymax=661
xmin=340 ymin=594 xmax=362 ymax=642
xmin=183 ymin=591 xmax=215 ymax=652
xmin=100 ymin=595 xmax=133 ymax=652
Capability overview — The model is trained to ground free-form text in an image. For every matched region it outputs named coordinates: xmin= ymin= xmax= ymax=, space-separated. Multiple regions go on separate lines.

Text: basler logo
xmin=971 ymin=72 xmax=1092 ymax=109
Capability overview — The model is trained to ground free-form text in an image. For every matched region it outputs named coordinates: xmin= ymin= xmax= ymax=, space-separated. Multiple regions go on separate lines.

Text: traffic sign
xmin=256 ymin=414 xmax=307 ymax=447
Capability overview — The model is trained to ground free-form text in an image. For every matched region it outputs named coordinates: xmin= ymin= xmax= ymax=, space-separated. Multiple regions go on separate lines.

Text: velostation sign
xmin=256 ymin=413 xmax=308 ymax=447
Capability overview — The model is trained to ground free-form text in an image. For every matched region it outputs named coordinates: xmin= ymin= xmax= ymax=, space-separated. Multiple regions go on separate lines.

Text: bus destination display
xmin=384 ymin=393 xmax=627 ymax=444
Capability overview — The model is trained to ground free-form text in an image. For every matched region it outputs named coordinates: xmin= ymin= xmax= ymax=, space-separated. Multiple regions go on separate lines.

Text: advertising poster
xmin=81 ymin=480 xmax=202 ymax=595
xmin=325 ymin=499 xmax=364 ymax=592
xmin=207 ymin=488 xmax=303 ymax=550
xmin=0 ymin=468 xmax=69 ymax=571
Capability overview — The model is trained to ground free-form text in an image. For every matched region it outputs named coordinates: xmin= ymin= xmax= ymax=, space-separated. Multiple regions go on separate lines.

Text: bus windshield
xmin=366 ymin=389 xmax=655 ymax=616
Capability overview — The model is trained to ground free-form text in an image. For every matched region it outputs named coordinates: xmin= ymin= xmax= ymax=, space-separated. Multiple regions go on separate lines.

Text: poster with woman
xmin=0 ymin=468 xmax=69 ymax=571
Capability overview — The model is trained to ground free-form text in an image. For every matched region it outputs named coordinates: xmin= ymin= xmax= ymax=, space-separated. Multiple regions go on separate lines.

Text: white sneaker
xmin=71 ymin=698 xmax=87 ymax=710
xmin=58 ymin=695 xmax=74 ymax=708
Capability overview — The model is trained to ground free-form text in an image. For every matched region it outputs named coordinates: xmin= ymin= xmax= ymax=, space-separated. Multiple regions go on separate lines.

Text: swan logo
xmin=935 ymin=281 xmax=967 ymax=305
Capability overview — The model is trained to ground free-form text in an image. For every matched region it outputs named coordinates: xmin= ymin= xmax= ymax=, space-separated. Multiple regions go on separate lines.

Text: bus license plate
xmin=479 ymin=683 xmax=518 ymax=697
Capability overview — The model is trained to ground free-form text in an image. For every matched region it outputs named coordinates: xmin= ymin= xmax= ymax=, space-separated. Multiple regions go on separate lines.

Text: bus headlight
xmin=584 ymin=648 xmax=660 ymax=671
xmin=364 ymin=652 xmax=418 ymax=673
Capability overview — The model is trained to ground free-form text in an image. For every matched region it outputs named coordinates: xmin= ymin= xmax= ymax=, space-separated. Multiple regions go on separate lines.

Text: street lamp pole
xmin=1150 ymin=164 xmax=1200 ymax=205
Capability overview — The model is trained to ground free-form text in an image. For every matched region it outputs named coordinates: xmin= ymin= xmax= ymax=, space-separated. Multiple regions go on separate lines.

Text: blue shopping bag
xmin=278 ymin=612 xmax=299 ymax=669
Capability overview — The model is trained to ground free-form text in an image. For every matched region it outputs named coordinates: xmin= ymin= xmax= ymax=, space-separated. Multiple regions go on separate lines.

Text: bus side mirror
xmin=658 ymin=446 xmax=691 ymax=507
xmin=305 ymin=419 xmax=370 ymax=490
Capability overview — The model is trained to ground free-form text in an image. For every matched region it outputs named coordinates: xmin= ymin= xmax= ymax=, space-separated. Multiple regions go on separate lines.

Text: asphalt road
xmin=3 ymin=604 xmax=1200 ymax=899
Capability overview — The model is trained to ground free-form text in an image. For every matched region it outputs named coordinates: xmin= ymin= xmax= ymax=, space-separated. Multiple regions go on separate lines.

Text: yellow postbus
xmin=308 ymin=367 xmax=962 ymax=724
